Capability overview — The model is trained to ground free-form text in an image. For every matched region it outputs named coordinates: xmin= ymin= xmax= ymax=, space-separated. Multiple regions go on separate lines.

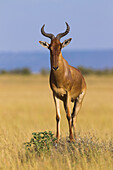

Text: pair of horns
xmin=41 ymin=22 xmax=70 ymax=40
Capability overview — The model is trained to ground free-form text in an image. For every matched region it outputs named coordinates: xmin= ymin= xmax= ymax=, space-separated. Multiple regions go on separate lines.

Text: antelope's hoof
xmin=69 ymin=136 xmax=75 ymax=142
xmin=55 ymin=137 xmax=60 ymax=143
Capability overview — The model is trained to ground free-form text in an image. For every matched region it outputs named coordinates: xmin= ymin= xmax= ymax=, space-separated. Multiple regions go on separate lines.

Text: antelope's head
xmin=39 ymin=22 xmax=72 ymax=71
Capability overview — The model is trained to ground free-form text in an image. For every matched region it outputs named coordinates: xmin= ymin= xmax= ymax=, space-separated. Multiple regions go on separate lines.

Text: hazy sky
xmin=0 ymin=0 xmax=113 ymax=52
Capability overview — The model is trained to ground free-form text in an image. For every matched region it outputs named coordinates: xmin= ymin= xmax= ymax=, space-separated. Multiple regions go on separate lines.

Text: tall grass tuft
xmin=23 ymin=131 xmax=113 ymax=170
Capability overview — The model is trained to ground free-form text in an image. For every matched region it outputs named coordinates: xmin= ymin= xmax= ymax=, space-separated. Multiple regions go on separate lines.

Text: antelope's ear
xmin=39 ymin=41 xmax=50 ymax=48
xmin=62 ymin=38 xmax=72 ymax=48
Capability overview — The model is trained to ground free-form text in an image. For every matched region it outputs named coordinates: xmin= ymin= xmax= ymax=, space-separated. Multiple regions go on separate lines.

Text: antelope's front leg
xmin=66 ymin=92 xmax=74 ymax=141
xmin=53 ymin=94 xmax=61 ymax=142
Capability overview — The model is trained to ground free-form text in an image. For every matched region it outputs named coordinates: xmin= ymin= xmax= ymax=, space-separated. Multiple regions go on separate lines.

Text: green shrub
xmin=78 ymin=66 xmax=93 ymax=75
xmin=24 ymin=131 xmax=57 ymax=156
xmin=0 ymin=70 xmax=8 ymax=74
xmin=40 ymin=69 xmax=50 ymax=76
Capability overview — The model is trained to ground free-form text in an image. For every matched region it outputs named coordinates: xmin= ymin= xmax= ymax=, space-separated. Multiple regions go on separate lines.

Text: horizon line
xmin=0 ymin=48 xmax=113 ymax=54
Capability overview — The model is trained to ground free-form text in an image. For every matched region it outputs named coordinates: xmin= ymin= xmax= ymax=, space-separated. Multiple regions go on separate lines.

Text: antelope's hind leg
xmin=71 ymin=91 xmax=85 ymax=138
xmin=53 ymin=94 xmax=61 ymax=142
xmin=64 ymin=92 xmax=74 ymax=142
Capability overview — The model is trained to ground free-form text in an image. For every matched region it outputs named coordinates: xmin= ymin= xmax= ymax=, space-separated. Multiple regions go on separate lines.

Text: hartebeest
xmin=39 ymin=22 xmax=86 ymax=142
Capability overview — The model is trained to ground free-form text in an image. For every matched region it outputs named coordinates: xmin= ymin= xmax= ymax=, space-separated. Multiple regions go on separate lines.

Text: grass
xmin=0 ymin=74 xmax=113 ymax=170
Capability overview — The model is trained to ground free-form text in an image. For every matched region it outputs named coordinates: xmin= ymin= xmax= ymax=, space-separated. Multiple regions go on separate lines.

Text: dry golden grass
xmin=0 ymin=74 xmax=113 ymax=170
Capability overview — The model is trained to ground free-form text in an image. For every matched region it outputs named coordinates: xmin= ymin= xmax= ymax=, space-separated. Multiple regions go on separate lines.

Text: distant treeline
xmin=40 ymin=67 xmax=113 ymax=76
xmin=0 ymin=67 xmax=113 ymax=75
xmin=77 ymin=66 xmax=113 ymax=75
xmin=0 ymin=68 xmax=31 ymax=75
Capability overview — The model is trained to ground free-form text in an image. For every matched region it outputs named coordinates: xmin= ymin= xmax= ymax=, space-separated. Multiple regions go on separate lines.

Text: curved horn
xmin=56 ymin=22 xmax=70 ymax=40
xmin=41 ymin=24 xmax=55 ymax=40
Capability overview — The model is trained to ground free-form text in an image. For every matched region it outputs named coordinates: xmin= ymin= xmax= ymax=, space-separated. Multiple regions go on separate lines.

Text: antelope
xmin=39 ymin=22 xmax=86 ymax=142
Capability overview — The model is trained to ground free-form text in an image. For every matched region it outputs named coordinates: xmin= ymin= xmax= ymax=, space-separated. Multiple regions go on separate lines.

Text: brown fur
xmin=39 ymin=35 xmax=86 ymax=142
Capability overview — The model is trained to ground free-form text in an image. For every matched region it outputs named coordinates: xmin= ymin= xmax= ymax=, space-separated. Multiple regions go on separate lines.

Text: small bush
xmin=24 ymin=131 xmax=57 ymax=156
xmin=0 ymin=70 xmax=8 ymax=74
xmin=78 ymin=66 xmax=93 ymax=75
xmin=20 ymin=68 xmax=31 ymax=75
xmin=40 ymin=69 xmax=50 ymax=76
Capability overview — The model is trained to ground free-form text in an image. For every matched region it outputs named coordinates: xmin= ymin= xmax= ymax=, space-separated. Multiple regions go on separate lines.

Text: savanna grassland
xmin=0 ymin=75 xmax=113 ymax=170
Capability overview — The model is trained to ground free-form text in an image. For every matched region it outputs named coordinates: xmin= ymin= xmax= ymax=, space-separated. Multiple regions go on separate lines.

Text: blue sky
xmin=0 ymin=0 xmax=113 ymax=52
